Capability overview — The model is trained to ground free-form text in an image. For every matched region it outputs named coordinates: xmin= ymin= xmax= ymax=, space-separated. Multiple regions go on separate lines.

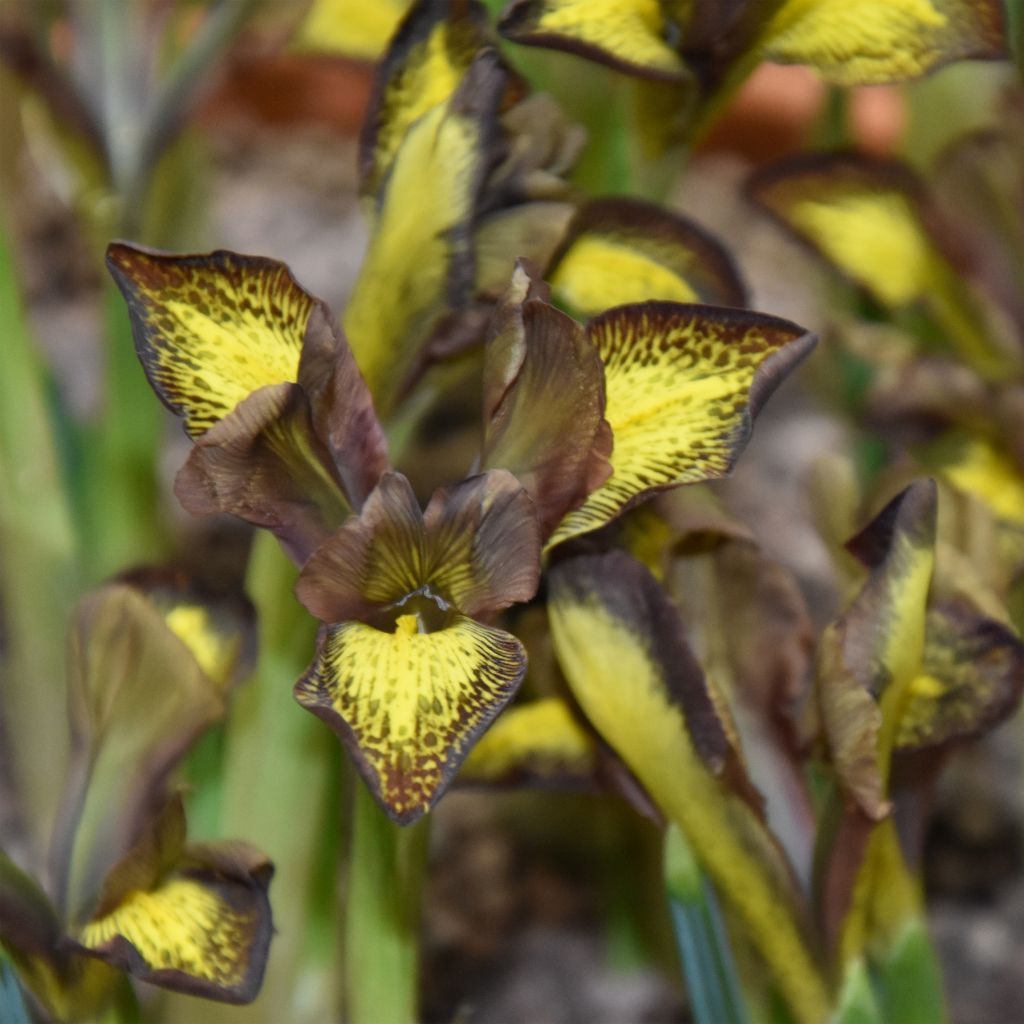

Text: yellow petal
xmin=77 ymin=803 xmax=273 ymax=1006
xmin=359 ymin=0 xmax=494 ymax=194
xmin=106 ymin=244 xmax=318 ymax=437
xmin=549 ymin=198 xmax=746 ymax=319
xmin=459 ymin=697 xmax=598 ymax=785
xmin=922 ymin=431 xmax=1024 ymax=526
xmin=344 ymin=53 xmax=505 ymax=411
xmin=296 ymin=615 xmax=527 ymax=823
xmin=499 ymin=0 xmax=688 ymax=80
xmin=749 ymin=156 xmax=937 ymax=308
xmin=294 ymin=0 xmax=410 ymax=61
xmin=549 ymin=551 xmax=829 ymax=1024
xmin=761 ymin=0 xmax=1006 ymax=86
xmin=548 ymin=303 xmax=814 ymax=547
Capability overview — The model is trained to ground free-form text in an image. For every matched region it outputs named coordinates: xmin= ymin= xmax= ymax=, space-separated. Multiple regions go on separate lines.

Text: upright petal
xmin=106 ymin=244 xmax=321 ymax=437
xmin=547 ymin=197 xmax=747 ymax=319
xmin=549 ymin=302 xmax=815 ymax=547
xmin=499 ymin=0 xmax=690 ymax=81
xmin=482 ymin=268 xmax=612 ymax=535
xmin=423 ymin=469 xmax=542 ymax=615
xmin=295 ymin=615 xmax=527 ymax=823
xmin=817 ymin=480 xmax=937 ymax=819
xmin=760 ymin=0 xmax=1006 ymax=86
xmin=295 ymin=472 xmax=427 ymax=624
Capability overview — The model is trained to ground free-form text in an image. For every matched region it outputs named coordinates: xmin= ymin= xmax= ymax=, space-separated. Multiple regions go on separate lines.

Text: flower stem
xmin=345 ymin=784 xmax=429 ymax=1024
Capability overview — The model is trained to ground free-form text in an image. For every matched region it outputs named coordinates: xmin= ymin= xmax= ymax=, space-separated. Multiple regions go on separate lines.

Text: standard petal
xmin=423 ymin=469 xmax=543 ymax=616
xmin=344 ymin=51 xmax=507 ymax=411
xmin=458 ymin=697 xmax=599 ymax=787
xmin=547 ymin=197 xmax=747 ymax=319
xmin=548 ymin=551 xmax=828 ymax=1024
xmin=499 ymin=0 xmax=689 ymax=81
xmin=175 ymin=383 xmax=352 ymax=565
xmin=295 ymin=615 xmax=527 ymax=823
xmin=74 ymin=799 xmax=273 ymax=1004
xmin=817 ymin=480 xmax=937 ymax=819
xmin=106 ymin=244 xmax=322 ymax=437
xmin=549 ymin=302 xmax=815 ymax=547
xmin=759 ymin=0 xmax=1007 ymax=86
xmin=482 ymin=274 xmax=612 ymax=535
xmin=296 ymin=472 xmax=426 ymax=624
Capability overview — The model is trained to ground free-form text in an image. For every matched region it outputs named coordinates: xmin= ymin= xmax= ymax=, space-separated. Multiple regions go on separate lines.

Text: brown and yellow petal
xmin=359 ymin=0 xmax=498 ymax=195
xmin=458 ymin=697 xmax=599 ymax=788
xmin=895 ymin=597 xmax=1024 ymax=752
xmin=344 ymin=51 xmax=507 ymax=411
xmin=759 ymin=0 xmax=1007 ymax=86
xmin=548 ymin=302 xmax=815 ymax=548
xmin=548 ymin=550 xmax=828 ymax=1024
xmin=296 ymin=470 xmax=541 ymax=625
xmin=295 ymin=615 xmax=528 ymax=823
xmin=547 ymin=197 xmax=747 ymax=319
xmin=482 ymin=266 xmax=612 ymax=535
xmin=174 ymin=382 xmax=352 ymax=565
xmin=499 ymin=0 xmax=690 ymax=81
xmin=74 ymin=799 xmax=273 ymax=1005
xmin=106 ymin=244 xmax=321 ymax=438
xmin=817 ymin=480 xmax=938 ymax=819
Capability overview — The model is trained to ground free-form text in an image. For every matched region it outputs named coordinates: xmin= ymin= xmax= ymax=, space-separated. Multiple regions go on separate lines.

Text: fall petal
xmin=295 ymin=616 xmax=527 ymax=823
xmin=499 ymin=0 xmax=689 ymax=81
xmin=74 ymin=799 xmax=273 ymax=1005
xmin=548 ymin=197 xmax=747 ymax=319
xmin=106 ymin=244 xmax=322 ymax=437
xmin=760 ymin=0 xmax=1007 ymax=86
xmin=549 ymin=302 xmax=815 ymax=547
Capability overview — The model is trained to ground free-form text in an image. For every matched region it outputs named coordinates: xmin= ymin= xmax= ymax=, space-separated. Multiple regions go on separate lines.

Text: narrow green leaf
xmin=873 ymin=918 xmax=947 ymax=1024
xmin=833 ymin=959 xmax=883 ymax=1024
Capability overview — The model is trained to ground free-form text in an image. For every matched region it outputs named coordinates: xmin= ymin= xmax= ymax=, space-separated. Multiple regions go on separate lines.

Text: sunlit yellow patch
xmin=295 ymin=0 xmax=409 ymax=60
xmin=551 ymin=236 xmax=698 ymax=316
xmin=78 ymin=877 xmax=258 ymax=991
xmin=762 ymin=0 xmax=999 ymax=85
xmin=345 ymin=63 xmax=496 ymax=411
xmin=106 ymin=246 xmax=313 ymax=437
xmin=926 ymin=433 xmax=1024 ymax=525
xmin=460 ymin=697 xmax=596 ymax=782
xmin=785 ymin=191 xmax=933 ymax=308
xmin=297 ymin=615 xmax=526 ymax=822
xmin=163 ymin=604 xmax=242 ymax=690
xmin=500 ymin=0 xmax=687 ymax=79
xmin=549 ymin=561 xmax=829 ymax=1024
xmin=548 ymin=305 xmax=810 ymax=547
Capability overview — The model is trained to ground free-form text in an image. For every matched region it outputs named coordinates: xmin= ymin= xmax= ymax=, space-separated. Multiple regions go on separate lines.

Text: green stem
xmin=79 ymin=281 xmax=166 ymax=582
xmin=664 ymin=826 xmax=750 ymax=1024
xmin=0 ymin=218 xmax=77 ymax=854
xmin=345 ymin=784 xmax=429 ymax=1024
xmin=164 ymin=533 xmax=334 ymax=1023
